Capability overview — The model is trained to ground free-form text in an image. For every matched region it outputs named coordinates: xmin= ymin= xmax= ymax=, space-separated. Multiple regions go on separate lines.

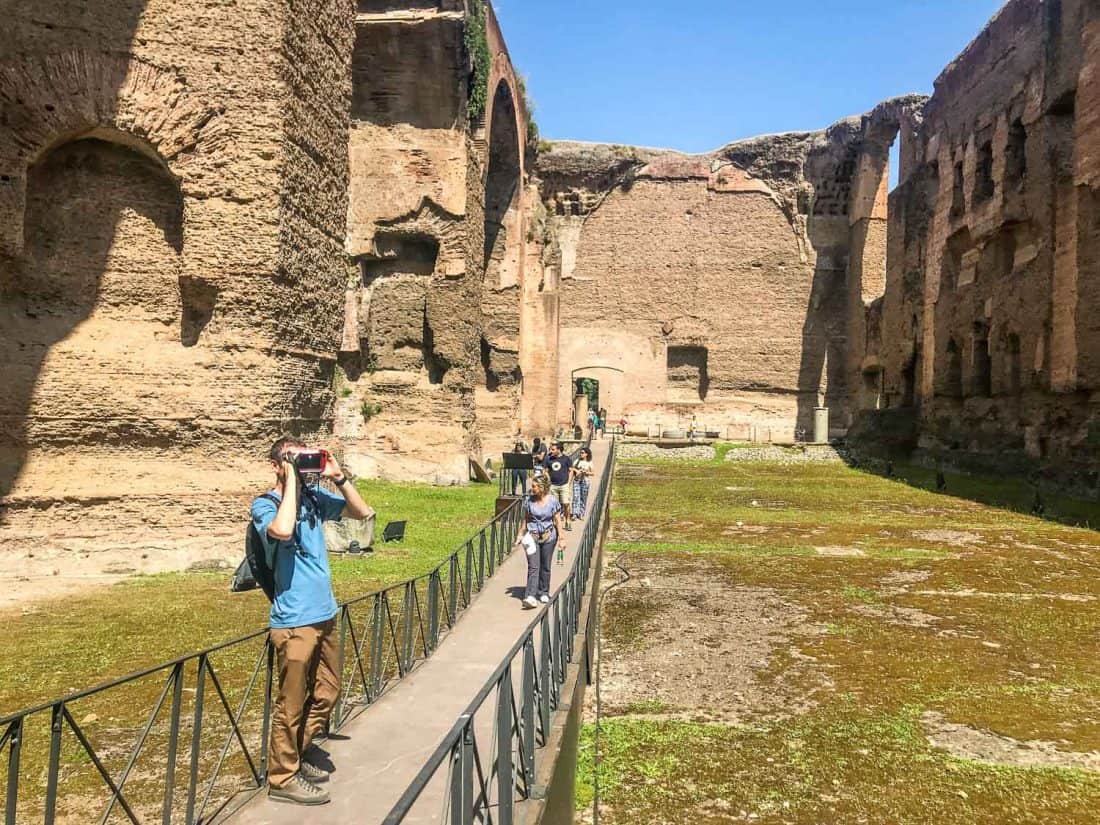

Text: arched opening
xmin=480 ymin=80 xmax=523 ymax=392
xmin=484 ymin=80 xmax=521 ymax=279
xmin=1006 ymin=333 xmax=1022 ymax=394
xmin=942 ymin=338 xmax=963 ymax=399
xmin=1 ymin=136 xmax=185 ymax=501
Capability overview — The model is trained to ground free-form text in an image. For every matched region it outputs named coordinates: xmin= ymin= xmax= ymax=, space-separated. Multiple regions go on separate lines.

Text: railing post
xmin=402 ymin=582 xmax=415 ymax=672
xmin=185 ymin=656 xmax=207 ymax=824
xmin=260 ymin=640 xmax=275 ymax=779
xmin=370 ymin=595 xmax=385 ymax=699
xmin=43 ymin=704 xmax=62 ymax=825
xmin=464 ymin=542 xmax=474 ymax=603
xmin=496 ymin=665 xmax=514 ymax=824
xmin=448 ymin=555 xmax=459 ymax=626
xmin=5 ymin=720 xmax=22 ymax=825
xmin=333 ymin=607 xmax=348 ymax=728
xmin=521 ymin=639 xmax=535 ymax=792
xmin=477 ymin=532 xmax=487 ymax=591
xmin=428 ymin=571 xmax=440 ymax=652
xmin=489 ymin=521 xmax=498 ymax=576
xmin=538 ymin=616 xmax=551 ymax=734
xmin=449 ymin=720 xmax=474 ymax=825
xmin=162 ymin=662 xmax=185 ymax=823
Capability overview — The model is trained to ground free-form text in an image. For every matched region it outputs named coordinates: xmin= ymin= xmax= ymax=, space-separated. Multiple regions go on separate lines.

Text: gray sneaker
xmin=269 ymin=773 xmax=331 ymax=805
xmin=299 ymin=758 xmax=330 ymax=784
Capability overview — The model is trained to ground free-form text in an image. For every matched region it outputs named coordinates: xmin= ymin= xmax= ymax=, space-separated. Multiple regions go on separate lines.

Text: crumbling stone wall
xmin=855 ymin=0 xmax=1100 ymax=484
xmin=531 ymin=121 xmax=889 ymax=441
xmin=0 ymin=0 xmax=355 ymax=582
xmin=336 ymin=0 xmax=528 ymax=481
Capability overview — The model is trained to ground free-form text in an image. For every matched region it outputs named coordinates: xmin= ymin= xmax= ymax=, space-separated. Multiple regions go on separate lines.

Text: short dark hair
xmin=553 ymin=441 xmax=565 ymax=451
xmin=268 ymin=436 xmax=306 ymax=463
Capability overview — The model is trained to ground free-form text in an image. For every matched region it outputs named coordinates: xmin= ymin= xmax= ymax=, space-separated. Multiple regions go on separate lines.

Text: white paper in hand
xmin=521 ymin=533 xmax=538 ymax=556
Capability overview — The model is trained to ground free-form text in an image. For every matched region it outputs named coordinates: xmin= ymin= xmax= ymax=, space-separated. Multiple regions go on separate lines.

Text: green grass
xmin=586 ymin=454 xmax=1100 ymax=823
xmin=0 ymin=478 xmax=496 ymax=714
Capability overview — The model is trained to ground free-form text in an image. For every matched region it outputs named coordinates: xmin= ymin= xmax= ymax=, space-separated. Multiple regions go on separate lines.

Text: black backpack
xmin=230 ymin=493 xmax=281 ymax=601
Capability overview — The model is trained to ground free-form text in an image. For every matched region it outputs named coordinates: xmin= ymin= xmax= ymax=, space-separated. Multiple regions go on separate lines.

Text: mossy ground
xmin=579 ymin=455 xmax=1100 ymax=823
xmin=0 ymin=479 xmax=496 ymax=821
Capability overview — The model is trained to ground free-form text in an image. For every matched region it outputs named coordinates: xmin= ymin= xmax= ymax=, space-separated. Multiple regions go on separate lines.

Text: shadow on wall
xmin=796 ymin=214 xmax=847 ymax=437
xmin=0 ymin=136 xmax=184 ymax=507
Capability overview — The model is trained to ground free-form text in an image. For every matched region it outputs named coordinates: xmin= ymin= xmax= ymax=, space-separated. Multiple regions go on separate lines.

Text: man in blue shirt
xmin=252 ymin=437 xmax=373 ymax=806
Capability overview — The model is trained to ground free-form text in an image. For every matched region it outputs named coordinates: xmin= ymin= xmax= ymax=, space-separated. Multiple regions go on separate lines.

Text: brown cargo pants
xmin=268 ymin=618 xmax=339 ymax=788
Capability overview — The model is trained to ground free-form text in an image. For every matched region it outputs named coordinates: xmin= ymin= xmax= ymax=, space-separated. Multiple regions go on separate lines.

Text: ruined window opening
xmin=951 ymin=160 xmax=965 ymax=216
xmin=901 ymin=348 xmax=919 ymax=408
xmin=1006 ymin=333 xmax=1022 ymax=394
xmin=974 ymin=140 xmax=995 ymax=204
xmin=973 ymin=335 xmax=992 ymax=397
xmin=350 ymin=14 xmax=462 ymax=128
xmin=942 ymin=228 xmax=973 ymax=289
xmin=666 ymin=345 xmax=709 ymax=402
xmin=944 ymin=339 xmax=963 ymax=399
xmin=423 ymin=314 xmax=448 ymax=385
xmin=179 ymin=277 xmax=217 ymax=347
xmin=861 ymin=369 xmax=883 ymax=411
xmin=361 ymin=234 xmax=439 ymax=285
xmin=1005 ymin=119 xmax=1027 ymax=187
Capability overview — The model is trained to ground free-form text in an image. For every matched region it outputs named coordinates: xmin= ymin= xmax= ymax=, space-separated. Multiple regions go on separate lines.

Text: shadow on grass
xmin=845 ymin=454 xmax=1100 ymax=530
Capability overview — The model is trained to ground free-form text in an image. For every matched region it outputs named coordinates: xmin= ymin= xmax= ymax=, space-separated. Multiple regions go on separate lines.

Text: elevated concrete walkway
xmin=232 ymin=439 xmax=612 ymax=824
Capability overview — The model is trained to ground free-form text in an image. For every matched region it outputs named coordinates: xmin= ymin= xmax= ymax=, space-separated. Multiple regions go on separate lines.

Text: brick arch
xmin=0 ymin=50 xmax=221 ymax=256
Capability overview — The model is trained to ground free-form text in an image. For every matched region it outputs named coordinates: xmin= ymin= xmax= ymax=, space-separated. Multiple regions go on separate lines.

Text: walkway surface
xmin=232 ymin=439 xmax=611 ymax=825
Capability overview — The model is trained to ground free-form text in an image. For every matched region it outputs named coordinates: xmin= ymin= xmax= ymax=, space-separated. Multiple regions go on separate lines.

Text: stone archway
xmin=479 ymin=77 xmax=525 ymax=391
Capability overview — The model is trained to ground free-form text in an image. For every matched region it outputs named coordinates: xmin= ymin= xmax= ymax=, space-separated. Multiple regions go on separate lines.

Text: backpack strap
xmin=256 ymin=493 xmax=284 ymax=563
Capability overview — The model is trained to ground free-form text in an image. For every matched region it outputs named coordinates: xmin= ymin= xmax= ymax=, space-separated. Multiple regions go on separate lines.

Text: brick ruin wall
xmin=335 ymin=0 xmax=529 ymax=483
xmin=5 ymin=0 xmax=1100 ymax=590
xmin=0 ymin=0 xmax=355 ymax=584
xmin=526 ymin=117 xmax=914 ymax=442
xmin=851 ymin=0 xmax=1100 ymax=488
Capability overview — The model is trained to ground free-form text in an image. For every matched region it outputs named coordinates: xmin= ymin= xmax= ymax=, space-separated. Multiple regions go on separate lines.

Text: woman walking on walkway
xmin=572 ymin=447 xmax=594 ymax=520
xmin=514 ymin=476 xmax=566 ymax=609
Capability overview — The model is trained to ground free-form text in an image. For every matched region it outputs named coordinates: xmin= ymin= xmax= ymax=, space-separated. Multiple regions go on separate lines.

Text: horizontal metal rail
xmin=383 ymin=438 xmax=616 ymax=825
xmin=1 ymin=495 xmax=524 ymax=825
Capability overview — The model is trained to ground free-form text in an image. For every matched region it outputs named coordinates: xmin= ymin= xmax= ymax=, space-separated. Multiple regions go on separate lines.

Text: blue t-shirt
xmin=542 ymin=454 xmax=573 ymax=486
xmin=251 ymin=487 xmax=346 ymax=629
xmin=526 ymin=494 xmax=562 ymax=541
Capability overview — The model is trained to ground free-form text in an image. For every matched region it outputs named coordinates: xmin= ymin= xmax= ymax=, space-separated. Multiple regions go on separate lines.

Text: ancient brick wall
xmin=0 ymin=0 xmax=355 ymax=585
xmin=858 ymin=0 xmax=1100 ymax=482
xmin=532 ymin=127 xmax=869 ymax=441
xmin=335 ymin=0 xmax=528 ymax=480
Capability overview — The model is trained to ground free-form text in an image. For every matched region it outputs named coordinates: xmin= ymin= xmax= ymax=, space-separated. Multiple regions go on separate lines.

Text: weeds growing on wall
xmin=361 ymin=401 xmax=383 ymax=421
xmin=465 ymin=0 xmax=491 ymax=123
xmin=517 ymin=74 xmax=540 ymax=146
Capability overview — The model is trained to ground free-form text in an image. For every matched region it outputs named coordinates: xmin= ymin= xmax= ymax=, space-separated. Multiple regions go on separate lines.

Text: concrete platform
xmin=231 ymin=440 xmax=611 ymax=825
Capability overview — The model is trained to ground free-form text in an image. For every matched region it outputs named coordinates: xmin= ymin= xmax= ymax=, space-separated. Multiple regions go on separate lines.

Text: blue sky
xmin=497 ymin=1 xmax=1006 ymax=154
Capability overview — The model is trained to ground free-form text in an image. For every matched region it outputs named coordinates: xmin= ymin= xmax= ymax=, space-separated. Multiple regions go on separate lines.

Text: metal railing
xmin=383 ymin=439 xmax=616 ymax=825
xmin=0 ymin=497 xmax=524 ymax=825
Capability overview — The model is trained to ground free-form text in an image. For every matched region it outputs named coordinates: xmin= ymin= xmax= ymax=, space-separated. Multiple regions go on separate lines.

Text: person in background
xmin=531 ymin=437 xmax=547 ymax=474
xmin=511 ymin=440 xmax=529 ymax=496
xmin=513 ymin=475 xmax=566 ymax=608
xmin=542 ymin=441 xmax=575 ymax=530
xmin=598 ymin=408 xmax=608 ymax=439
xmin=572 ymin=446 xmax=594 ymax=520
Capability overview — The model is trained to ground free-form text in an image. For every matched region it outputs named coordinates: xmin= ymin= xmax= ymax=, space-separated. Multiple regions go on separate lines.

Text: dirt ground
xmin=578 ymin=456 xmax=1100 ymax=824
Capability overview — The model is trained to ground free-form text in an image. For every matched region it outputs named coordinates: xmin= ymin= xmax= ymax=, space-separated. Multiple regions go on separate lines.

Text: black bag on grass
xmin=230 ymin=493 xmax=281 ymax=601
